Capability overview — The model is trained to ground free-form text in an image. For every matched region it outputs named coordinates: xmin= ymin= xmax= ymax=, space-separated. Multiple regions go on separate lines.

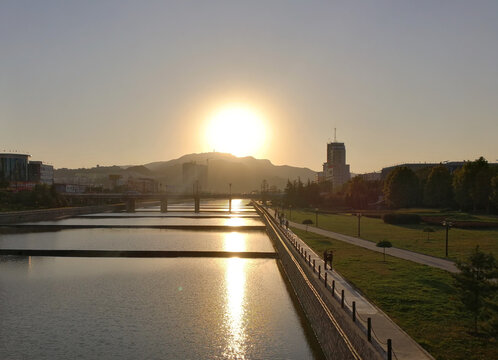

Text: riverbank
xmin=292 ymin=227 xmax=497 ymax=360
xmin=0 ymin=204 xmax=125 ymax=224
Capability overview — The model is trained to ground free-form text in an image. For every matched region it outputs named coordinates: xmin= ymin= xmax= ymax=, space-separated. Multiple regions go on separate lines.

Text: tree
xmin=302 ymin=219 xmax=313 ymax=232
xmin=453 ymin=157 xmax=493 ymax=211
xmin=424 ymin=165 xmax=453 ymax=208
xmin=383 ymin=167 xmax=419 ymax=208
xmin=491 ymin=176 xmax=498 ymax=212
xmin=453 ymin=246 xmax=498 ymax=333
xmin=376 ymin=241 xmax=392 ymax=262
xmin=482 ymin=292 xmax=498 ymax=338
xmin=345 ymin=176 xmax=382 ymax=209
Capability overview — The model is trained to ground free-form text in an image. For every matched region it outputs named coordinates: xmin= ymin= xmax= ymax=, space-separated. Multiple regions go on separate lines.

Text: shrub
xmin=382 ymin=213 xmax=421 ymax=225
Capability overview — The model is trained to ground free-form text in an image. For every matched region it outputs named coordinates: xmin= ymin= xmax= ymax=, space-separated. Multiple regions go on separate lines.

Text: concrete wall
xmin=256 ymin=205 xmax=383 ymax=360
xmin=0 ymin=204 xmax=125 ymax=224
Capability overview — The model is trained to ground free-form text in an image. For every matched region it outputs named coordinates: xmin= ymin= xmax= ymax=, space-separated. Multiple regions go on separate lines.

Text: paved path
xmin=289 ymin=221 xmax=458 ymax=273
xmin=267 ymin=211 xmax=434 ymax=360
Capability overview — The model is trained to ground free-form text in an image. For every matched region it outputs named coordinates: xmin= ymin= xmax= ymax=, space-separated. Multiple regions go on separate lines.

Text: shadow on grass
xmin=416 ymin=277 xmax=455 ymax=294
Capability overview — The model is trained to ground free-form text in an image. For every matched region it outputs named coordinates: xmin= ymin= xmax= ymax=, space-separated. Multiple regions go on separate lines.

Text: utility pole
xmin=442 ymin=220 xmax=453 ymax=257
xmin=357 ymin=213 xmax=362 ymax=238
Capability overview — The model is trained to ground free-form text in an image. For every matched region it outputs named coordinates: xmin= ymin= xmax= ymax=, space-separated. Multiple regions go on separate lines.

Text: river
xmin=0 ymin=199 xmax=324 ymax=359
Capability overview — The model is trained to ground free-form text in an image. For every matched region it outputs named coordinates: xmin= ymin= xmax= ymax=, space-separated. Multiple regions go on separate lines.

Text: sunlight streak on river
xmin=223 ymin=232 xmax=247 ymax=358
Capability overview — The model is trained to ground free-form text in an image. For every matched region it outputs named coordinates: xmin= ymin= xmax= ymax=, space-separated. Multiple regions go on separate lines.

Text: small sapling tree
xmin=453 ymin=246 xmax=497 ymax=334
xmin=302 ymin=219 xmax=313 ymax=232
xmin=376 ymin=241 xmax=392 ymax=262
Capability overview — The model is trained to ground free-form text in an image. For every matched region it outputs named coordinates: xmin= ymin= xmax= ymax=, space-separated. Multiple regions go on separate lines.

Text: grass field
xmin=292 ymin=227 xmax=497 ymax=360
xmin=282 ymin=209 xmax=498 ymax=261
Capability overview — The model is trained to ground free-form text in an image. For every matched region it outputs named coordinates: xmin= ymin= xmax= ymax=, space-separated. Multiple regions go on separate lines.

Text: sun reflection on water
xmin=230 ymin=199 xmax=243 ymax=212
xmin=224 ymin=258 xmax=247 ymax=359
xmin=223 ymin=232 xmax=246 ymax=252
xmin=223 ymin=232 xmax=247 ymax=358
xmin=226 ymin=216 xmax=247 ymax=226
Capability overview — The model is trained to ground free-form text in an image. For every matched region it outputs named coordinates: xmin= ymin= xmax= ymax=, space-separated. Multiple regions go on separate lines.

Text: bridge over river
xmin=61 ymin=191 xmax=255 ymax=213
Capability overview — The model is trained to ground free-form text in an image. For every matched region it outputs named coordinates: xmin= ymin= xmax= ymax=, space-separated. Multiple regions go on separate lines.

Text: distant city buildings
xmin=28 ymin=161 xmax=54 ymax=185
xmin=0 ymin=153 xmax=30 ymax=182
xmin=127 ymin=177 xmax=158 ymax=193
xmin=317 ymin=134 xmax=351 ymax=190
xmin=358 ymin=172 xmax=381 ymax=182
xmin=0 ymin=153 xmax=54 ymax=191
xmin=54 ymin=183 xmax=87 ymax=193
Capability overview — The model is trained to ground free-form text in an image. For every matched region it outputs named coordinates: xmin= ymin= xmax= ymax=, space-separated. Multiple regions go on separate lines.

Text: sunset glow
xmin=205 ymin=106 xmax=267 ymax=157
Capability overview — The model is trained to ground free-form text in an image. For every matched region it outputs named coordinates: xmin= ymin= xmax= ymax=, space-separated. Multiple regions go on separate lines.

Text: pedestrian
xmin=323 ymin=249 xmax=334 ymax=270
xmin=285 ymin=219 xmax=289 ymax=229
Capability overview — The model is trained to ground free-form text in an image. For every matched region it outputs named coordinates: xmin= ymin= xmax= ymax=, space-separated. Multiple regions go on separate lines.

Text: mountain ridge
xmin=54 ymin=152 xmax=317 ymax=193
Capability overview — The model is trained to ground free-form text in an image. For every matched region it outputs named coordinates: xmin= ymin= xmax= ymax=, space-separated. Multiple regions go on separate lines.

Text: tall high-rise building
xmin=319 ymin=132 xmax=350 ymax=190
xmin=182 ymin=162 xmax=208 ymax=192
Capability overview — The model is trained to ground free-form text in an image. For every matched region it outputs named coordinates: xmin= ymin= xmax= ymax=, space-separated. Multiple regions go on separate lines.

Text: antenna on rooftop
xmin=334 ymin=128 xmax=337 ymax=142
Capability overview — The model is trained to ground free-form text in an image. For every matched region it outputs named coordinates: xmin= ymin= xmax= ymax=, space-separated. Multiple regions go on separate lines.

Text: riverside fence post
xmin=367 ymin=318 xmax=372 ymax=342
xmin=313 ymin=259 xmax=315 ymax=272
xmin=341 ymin=290 xmax=344 ymax=308
xmin=387 ymin=339 xmax=392 ymax=360
xmin=332 ymin=280 xmax=335 ymax=297
xmin=318 ymin=265 xmax=321 ymax=278
xmin=352 ymin=301 xmax=356 ymax=322
xmin=324 ymin=272 xmax=327 ymax=287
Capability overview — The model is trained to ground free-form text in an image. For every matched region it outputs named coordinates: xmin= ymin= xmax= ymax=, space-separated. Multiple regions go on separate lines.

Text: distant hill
xmin=54 ymin=152 xmax=317 ymax=193
xmin=145 ymin=152 xmax=317 ymax=193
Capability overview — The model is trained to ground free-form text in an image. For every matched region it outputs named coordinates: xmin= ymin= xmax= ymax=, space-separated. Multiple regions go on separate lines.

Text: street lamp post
xmin=315 ymin=208 xmax=319 ymax=228
xmin=229 ymin=183 xmax=232 ymax=213
xmin=442 ymin=220 xmax=453 ymax=257
xmin=357 ymin=213 xmax=362 ymax=238
xmin=289 ymin=205 xmax=292 ymax=221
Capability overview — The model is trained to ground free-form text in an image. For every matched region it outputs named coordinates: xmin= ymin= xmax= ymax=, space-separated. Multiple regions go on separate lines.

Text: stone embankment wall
xmin=0 ymin=204 xmax=125 ymax=224
xmin=255 ymin=204 xmax=382 ymax=360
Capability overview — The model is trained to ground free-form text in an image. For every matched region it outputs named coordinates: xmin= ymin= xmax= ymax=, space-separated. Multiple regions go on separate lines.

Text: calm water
xmin=0 ymin=229 xmax=274 ymax=252
xmin=78 ymin=212 xmax=260 ymax=218
xmin=22 ymin=217 xmax=264 ymax=227
xmin=0 ymin=200 xmax=323 ymax=359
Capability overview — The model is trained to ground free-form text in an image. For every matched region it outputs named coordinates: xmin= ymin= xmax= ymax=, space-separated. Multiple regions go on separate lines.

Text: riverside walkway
xmin=267 ymin=210 xmax=434 ymax=360
xmin=289 ymin=221 xmax=458 ymax=273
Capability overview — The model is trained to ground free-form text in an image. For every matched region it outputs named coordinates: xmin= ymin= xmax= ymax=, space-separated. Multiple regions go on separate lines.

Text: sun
xmin=205 ymin=105 xmax=267 ymax=157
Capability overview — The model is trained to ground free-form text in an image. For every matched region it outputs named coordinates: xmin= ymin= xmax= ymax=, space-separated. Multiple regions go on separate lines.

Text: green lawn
xmin=292 ymin=227 xmax=497 ymax=360
xmin=283 ymin=209 xmax=498 ymax=261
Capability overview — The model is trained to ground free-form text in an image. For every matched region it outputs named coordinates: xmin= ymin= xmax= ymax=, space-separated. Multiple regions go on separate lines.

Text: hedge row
xmin=382 ymin=213 xmax=421 ymax=225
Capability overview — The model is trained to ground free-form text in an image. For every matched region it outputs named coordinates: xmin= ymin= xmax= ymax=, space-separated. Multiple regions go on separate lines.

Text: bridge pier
xmin=194 ymin=196 xmax=200 ymax=213
xmin=126 ymin=198 xmax=136 ymax=213
xmin=160 ymin=196 xmax=168 ymax=213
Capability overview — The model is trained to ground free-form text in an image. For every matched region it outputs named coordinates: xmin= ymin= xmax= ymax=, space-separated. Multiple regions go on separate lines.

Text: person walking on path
xmin=323 ymin=249 xmax=333 ymax=270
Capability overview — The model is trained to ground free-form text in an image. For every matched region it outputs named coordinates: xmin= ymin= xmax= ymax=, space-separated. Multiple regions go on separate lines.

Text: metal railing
xmin=255 ymin=203 xmax=364 ymax=360
xmin=258 ymin=204 xmax=393 ymax=360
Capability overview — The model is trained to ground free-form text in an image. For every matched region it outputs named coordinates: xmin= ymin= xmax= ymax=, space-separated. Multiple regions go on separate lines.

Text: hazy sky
xmin=1 ymin=1 xmax=497 ymax=173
